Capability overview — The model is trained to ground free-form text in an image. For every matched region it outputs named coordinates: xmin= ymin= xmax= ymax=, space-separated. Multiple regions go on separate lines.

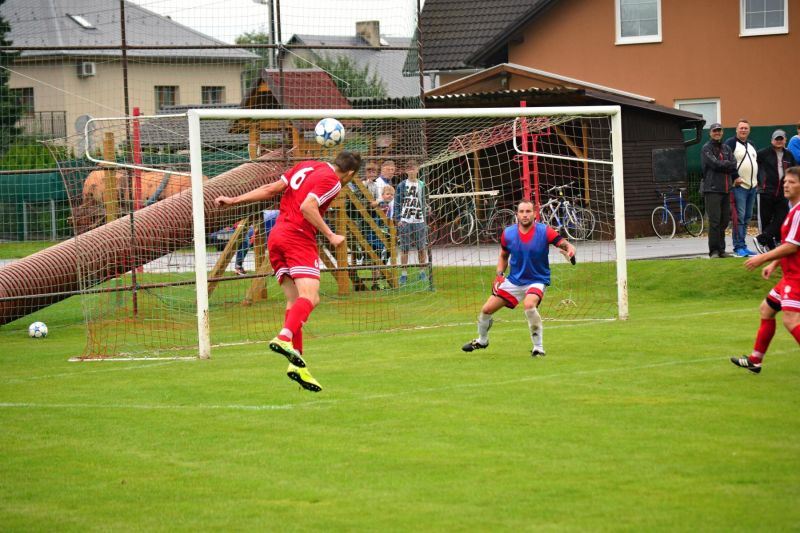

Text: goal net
xmin=69 ymin=106 xmax=624 ymax=359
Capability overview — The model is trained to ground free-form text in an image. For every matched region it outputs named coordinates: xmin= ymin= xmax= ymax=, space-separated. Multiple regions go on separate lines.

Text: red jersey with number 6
xmin=275 ymin=160 xmax=342 ymax=242
xmin=780 ymin=202 xmax=800 ymax=281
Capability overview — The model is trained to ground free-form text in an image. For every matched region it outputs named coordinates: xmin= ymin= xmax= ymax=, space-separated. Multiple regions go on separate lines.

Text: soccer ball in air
xmin=28 ymin=321 xmax=48 ymax=338
xmin=314 ymin=118 xmax=345 ymax=147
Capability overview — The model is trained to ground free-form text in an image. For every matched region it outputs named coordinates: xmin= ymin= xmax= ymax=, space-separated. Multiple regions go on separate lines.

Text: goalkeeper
xmin=462 ymin=200 xmax=575 ymax=357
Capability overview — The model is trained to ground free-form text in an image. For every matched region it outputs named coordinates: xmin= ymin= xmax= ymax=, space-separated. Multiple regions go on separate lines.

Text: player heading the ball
xmin=462 ymin=200 xmax=576 ymax=358
xmin=214 ymin=151 xmax=362 ymax=392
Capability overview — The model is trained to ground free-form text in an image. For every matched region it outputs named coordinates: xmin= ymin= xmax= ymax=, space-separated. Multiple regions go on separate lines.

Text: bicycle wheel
xmin=543 ymin=209 xmax=563 ymax=236
xmin=483 ymin=208 xmax=516 ymax=242
xmin=449 ymin=211 xmax=475 ymax=244
xmin=682 ymin=203 xmax=704 ymax=236
xmin=563 ymin=206 xmax=594 ymax=240
xmin=651 ymin=206 xmax=676 ymax=239
xmin=571 ymin=207 xmax=596 ymax=240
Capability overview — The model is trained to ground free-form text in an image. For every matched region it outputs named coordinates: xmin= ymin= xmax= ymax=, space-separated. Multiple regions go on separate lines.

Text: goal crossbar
xmin=186 ymin=106 xmax=627 ymax=360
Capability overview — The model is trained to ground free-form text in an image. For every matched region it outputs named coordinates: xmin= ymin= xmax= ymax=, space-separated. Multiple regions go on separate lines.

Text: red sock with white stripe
xmin=278 ymin=297 xmax=314 ymax=344
xmin=791 ymin=324 xmax=800 ymax=346
xmin=279 ymin=309 xmax=303 ymax=353
xmin=750 ymin=318 xmax=776 ymax=364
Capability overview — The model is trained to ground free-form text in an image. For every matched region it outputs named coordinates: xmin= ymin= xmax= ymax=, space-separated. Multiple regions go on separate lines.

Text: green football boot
xmin=269 ymin=337 xmax=306 ymax=367
xmin=287 ymin=363 xmax=322 ymax=392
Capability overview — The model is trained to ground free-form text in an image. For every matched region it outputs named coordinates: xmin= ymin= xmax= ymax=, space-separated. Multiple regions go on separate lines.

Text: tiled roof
xmin=0 ymin=0 xmax=257 ymax=60
xmin=261 ymin=70 xmax=353 ymax=111
xmin=239 ymin=69 xmax=360 ymax=130
xmin=407 ymin=0 xmax=556 ymax=72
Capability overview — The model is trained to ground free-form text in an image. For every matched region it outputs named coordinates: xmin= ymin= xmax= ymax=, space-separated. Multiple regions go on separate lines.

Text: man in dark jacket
xmin=755 ymin=129 xmax=798 ymax=251
xmin=701 ymin=123 xmax=738 ymax=258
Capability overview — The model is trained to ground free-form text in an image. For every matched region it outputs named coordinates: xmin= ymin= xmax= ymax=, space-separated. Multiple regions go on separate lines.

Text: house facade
xmin=1 ymin=0 xmax=258 ymax=143
xmin=417 ymin=0 xmax=798 ymax=128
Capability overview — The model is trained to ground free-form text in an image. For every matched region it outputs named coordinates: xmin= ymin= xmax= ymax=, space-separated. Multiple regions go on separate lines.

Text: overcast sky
xmin=129 ymin=0 xmax=420 ymax=44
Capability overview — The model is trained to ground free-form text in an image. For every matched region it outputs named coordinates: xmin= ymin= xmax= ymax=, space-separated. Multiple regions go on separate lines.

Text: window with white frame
xmin=155 ymin=86 xmax=178 ymax=112
xmin=201 ymin=86 xmax=225 ymax=105
xmin=616 ymin=0 xmax=662 ymax=44
xmin=675 ymin=98 xmax=720 ymax=128
xmin=741 ymin=0 xmax=788 ymax=36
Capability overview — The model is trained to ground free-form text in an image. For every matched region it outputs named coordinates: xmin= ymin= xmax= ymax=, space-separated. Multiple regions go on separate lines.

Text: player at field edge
xmin=214 ymin=151 xmax=362 ymax=392
xmin=462 ymin=200 xmax=576 ymax=357
xmin=732 ymin=166 xmax=800 ymax=374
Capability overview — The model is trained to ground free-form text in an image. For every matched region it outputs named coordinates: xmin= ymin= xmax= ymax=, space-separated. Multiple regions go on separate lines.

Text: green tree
xmin=235 ymin=31 xmax=272 ymax=92
xmin=298 ymin=54 xmax=387 ymax=99
xmin=0 ymin=0 xmax=20 ymax=158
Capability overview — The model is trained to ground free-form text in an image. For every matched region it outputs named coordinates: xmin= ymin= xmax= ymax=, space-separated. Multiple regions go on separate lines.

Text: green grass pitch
xmin=0 ymin=259 xmax=798 ymax=531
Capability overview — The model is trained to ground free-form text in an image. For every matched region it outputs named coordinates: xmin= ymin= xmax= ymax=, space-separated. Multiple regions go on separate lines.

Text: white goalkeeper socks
xmin=477 ymin=312 xmax=493 ymax=344
xmin=525 ymin=307 xmax=543 ymax=349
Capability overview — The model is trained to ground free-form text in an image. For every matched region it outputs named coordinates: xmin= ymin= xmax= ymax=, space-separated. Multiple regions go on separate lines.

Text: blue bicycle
xmin=651 ymin=187 xmax=704 ymax=239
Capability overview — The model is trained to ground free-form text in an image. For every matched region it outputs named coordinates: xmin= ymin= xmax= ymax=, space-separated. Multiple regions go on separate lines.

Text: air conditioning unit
xmin=77 ymin=61 xmax=96 ymax=77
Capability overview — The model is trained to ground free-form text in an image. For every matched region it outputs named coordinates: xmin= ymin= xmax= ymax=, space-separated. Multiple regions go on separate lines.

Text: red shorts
xmin=267 ymin=225 xmax=320 ymax=283
xmin=767 ymin=278 xmax=800 ymax=313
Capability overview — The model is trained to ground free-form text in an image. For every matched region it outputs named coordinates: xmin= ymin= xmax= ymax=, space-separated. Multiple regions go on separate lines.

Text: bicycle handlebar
xmin=544 ymin=181 xmax=575 ymax=194
xmin=655 ymin=187 xmax=688 ymax=198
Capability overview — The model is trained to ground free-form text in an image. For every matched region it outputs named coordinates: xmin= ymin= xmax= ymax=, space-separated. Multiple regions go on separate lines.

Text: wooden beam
xmin=554 ymin=126 xmax=585 ymax=159
xmin=207 ymin=220 xmax=248 ymax=297
xmin=331 ymin=197 xmax=349 ymax=294
xmin=244 ymin=214 xmax=269 ymax=304
xmin=248 ymin=124 xmax=259 ymax=160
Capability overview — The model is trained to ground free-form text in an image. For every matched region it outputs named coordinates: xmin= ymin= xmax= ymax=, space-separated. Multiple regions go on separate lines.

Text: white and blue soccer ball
xmin=314 ymin=118 xmax=345 ymax=147
xmin=28 ymin=321 xmax=48 ymax=338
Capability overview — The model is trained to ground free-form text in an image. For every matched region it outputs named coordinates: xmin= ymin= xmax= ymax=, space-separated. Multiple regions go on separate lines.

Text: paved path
xmin=0 ymin=234 xmax=724 ymax=274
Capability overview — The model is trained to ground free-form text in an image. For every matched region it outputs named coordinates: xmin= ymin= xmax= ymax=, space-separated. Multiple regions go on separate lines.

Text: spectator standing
xmin=393 ymin=159 xmax=428 ymax=285
xmin=788 ymin=122 xmax=800 ymax=163
xmin=379 ymin=159 xmax=398 ymax=187
xmin=362 ymin=161 xmax=386 ymax=201
xmin=725 ymin=119 xmax=759 ymax=257
xmin=379 ymin=185 xmax=395 ymax=219
xmin=701 ymin=123 xmax=737 ymax=258
xmin=755 ymin=130 xmax=797 ymax=252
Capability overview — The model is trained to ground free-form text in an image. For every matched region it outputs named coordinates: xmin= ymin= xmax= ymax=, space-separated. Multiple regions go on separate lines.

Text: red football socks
xmin=283 ymin=297 xmax=314 ymax=340
xmin=278 ymin=308 xmax=304 ymax=354
xmin=792 ymin=324 xmax=800 ymax=346
xmin=751 ymin=318 xmax=776 ymax=363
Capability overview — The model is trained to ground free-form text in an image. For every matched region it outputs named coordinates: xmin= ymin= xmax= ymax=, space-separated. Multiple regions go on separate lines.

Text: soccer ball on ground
xmin=314 ymin=118 xmax=345 ymax=147
xmin=28 ymin=321 xmax=48 ymax=338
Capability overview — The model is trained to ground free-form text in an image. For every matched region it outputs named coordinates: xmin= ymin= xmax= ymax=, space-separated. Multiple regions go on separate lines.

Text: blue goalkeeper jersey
xmin=501 ymin=223 xmax=562 ymax=286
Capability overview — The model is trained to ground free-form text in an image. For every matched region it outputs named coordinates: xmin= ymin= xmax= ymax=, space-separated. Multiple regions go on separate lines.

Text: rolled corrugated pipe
xmin=0 ymin=156 xmax=285 ymax=326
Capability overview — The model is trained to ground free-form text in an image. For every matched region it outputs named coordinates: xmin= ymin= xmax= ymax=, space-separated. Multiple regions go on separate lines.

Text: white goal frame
xmin=187 ymin=106 xmax=627 ymax=359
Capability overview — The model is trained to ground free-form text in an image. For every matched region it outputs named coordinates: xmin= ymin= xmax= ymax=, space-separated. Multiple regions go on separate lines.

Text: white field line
xmin=0 ymin=306 xmax=756 ymax=385
xmin=1 ymin=349 xmax=792 ymax=414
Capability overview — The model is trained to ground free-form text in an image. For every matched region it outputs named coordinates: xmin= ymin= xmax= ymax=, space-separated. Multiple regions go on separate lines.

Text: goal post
xmin=63 ymin=105 xmax=625 ymax=359
xmin=187 ymin=105 xmax=628 ymax=358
